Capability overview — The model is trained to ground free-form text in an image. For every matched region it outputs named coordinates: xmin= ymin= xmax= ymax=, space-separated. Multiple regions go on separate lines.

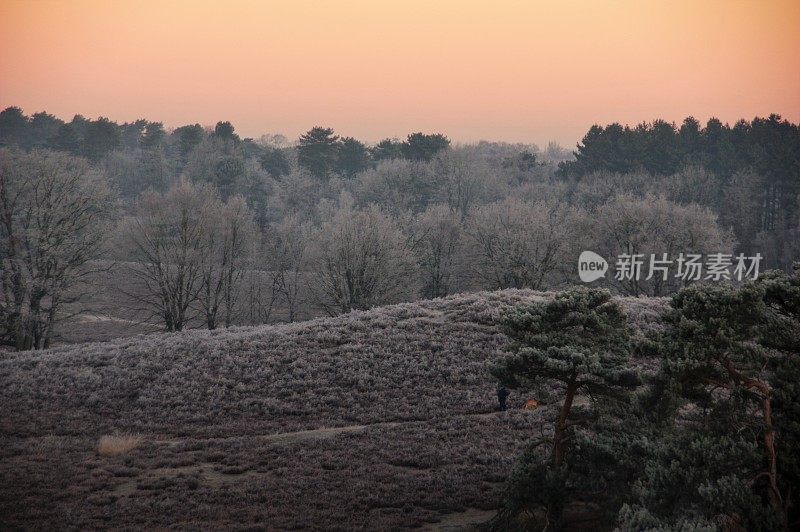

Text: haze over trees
xmin=1 ymin=106 xmax=799 ymax=350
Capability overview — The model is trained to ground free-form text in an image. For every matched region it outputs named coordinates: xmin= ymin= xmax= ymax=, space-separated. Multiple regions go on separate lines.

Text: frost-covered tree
xmin=412 ymin=204 xmax=462 ymax=298
xmin=467 ymin=198 xmax=581 ymax=290
xmin=433 ymin=148 xmax=493 ymax=220
xmin=593 ymin=193 xmax=734 ymax=296
xmin=666 ymin=285 xmax=782 ymax=514
xmin=309 ymin=205 xmax=415 ymax=315
xmin=354 ymin=158 xmax=437 ymax=215
xmin=123 ymin=181 xmax=217 ymax=331
xmin=758 ymin=265 xmax=800 ymax=530
xmin=103 ymin=147 xmax=172 ymax=201
xmin=268 ymin=215 xmax=312 ymax=323
xmin=198 ymin=195 xmax=256 ymax=329
xmin=758 ymin=263 xmax=800 ymax=352
xmin=618 ymin=279 xmax=798 ymax=530
xmin=491 ymin=287 xmax=636 ymax=527
xmin=0 ymin=149 xmax=113 ymax=349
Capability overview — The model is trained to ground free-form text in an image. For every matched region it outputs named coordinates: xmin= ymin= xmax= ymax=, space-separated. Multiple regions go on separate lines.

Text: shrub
xmin=97 ymin=434 xmax=141 ymax=457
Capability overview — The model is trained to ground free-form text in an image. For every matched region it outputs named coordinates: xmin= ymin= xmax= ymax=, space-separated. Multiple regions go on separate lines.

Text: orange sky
xmin=1 ymin=0 xmax=798 ymax=147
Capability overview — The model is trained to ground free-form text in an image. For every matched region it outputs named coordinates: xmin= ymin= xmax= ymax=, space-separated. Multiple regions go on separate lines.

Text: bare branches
xmin=466 ymin=198 xmax=580 ymax=290
xmin=122 ymin=181 xmax=215 ymax=331
xmin=0 ymin=148 xmax=112 ymax=350
xmin=121 ymin=181 xmax=258 ymax=331
xmin=309 ymin=205 xmax=416 ymax=315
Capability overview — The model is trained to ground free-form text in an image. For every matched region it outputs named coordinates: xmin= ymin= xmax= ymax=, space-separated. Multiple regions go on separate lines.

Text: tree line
xmin=1 ymin=107 xmax=798 ymax=349
xmin=559 ymin=115 xmax=800 ymax=236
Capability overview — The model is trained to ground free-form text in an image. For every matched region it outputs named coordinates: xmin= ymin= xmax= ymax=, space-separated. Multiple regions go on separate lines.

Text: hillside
xmin=0 ymin=290 xmax=667 ymax=530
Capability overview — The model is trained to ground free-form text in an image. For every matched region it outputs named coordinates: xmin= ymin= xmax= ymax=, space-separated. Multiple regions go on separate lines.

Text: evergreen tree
xmin=214 ymin=156 xmax=245 ymax=199
xmin=336 ymin=137 xmax=370 ymax=177
xmin=491 ymin=287 xmax=637 ymax=528
xmin=173 ymin=124 xmax=205 ymax=160
xmin=371 ymin=138 xmax=404 ymax=161
xmin=401 ymin=132 xmax=450 ymax=161
xmin=757 ymin=264 xmax=800 ymax=529
xmin=28 ymin=112 xmax=63 ymax=149
xmin=82 ymin=117 xmax=120 ymax=161
xmin=298 ymin=126 xmax=339 ymax=179
xmin=51 ymin=122 xmax=81 ymax=155
xmin=213 ymin=121 xmax=239 ymax=143
xmin=619 ymin=279 xmax=798 ymax=530
xmin=0 ymin=106 xmax=28 ymax=147
xmin=259 ymin=147 xmax=290 ymax=177
xmin=679 ymin=116 xmax=704 ymax=165
xmin=119 ymin=119 xmax=148 ymax=150
xmin=140 ymin=121 xmax=165 ymax=149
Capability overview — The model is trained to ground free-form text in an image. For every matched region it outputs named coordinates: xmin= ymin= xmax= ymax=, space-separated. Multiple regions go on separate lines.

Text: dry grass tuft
xmin=97 ymin=434 xmax=141 ymax=457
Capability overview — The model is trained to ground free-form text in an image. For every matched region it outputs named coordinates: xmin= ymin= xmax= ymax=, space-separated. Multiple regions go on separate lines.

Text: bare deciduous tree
xmin=309 ymin=205 xmax=416 ymax=315
xmin=268 ymin=215 xmax=311 ymax=322
xmin=122 ymin=181 xmax=216 ymax=331
xmin=466 ymin=198 xmax=580 ymax=290
xmin=593 ymin=193 xmax=735 ymax=296
xmin=433 ymin=148 xmax=493 ymax=221
xmin=354 ymin=158 xmax=437 ymax=214
xmin=199 ymin=195 xmax=256 ymax=329
xmin=0 ymin=149 xmax=112 ymax=350
xmin=411 ymin=204 xmax=462 ymax=298
xmin=243 ymin=244 xmax=278 ymax=326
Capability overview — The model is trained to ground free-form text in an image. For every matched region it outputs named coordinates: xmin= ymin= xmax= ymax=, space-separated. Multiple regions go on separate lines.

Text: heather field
xmin=0 ymin=290 xmax=666 ymax=530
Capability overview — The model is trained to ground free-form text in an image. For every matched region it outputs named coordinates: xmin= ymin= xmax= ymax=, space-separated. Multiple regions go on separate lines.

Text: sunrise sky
xmin=1 ymin=0 xmax=798 ymax=147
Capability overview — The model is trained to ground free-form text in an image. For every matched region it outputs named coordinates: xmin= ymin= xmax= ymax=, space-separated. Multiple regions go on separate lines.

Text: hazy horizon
xmin=2 ymin=0 xmax=799 ymax=147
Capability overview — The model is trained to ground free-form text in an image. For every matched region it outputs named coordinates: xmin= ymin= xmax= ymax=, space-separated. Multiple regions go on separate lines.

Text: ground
xmin=0 ymin=290 xmax=666 ymax=530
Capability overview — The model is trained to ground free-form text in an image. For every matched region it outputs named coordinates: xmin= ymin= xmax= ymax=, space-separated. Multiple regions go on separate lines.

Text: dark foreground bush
xmin=492 ymin=268 xmax=800 ymax=531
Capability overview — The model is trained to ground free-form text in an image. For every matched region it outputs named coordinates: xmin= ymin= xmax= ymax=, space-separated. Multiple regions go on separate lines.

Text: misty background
xmin=1 ymin=107 xmax=798 ymax=349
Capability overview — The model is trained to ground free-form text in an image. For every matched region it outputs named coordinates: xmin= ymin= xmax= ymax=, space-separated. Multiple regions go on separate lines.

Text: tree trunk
xmin=545 ymin=374 xmax=579 ymax=529
xmin=760 ymin=392 xmax=783 ymax=516
xmin=722 ymin=359 xmax=785 ymax=524
xmin=552 ymin=374 xmax=578 ymax=467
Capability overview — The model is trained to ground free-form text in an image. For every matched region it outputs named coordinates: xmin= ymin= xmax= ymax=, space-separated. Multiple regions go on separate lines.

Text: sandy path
xmin=152 ymin=411 xmax=508 ymax=447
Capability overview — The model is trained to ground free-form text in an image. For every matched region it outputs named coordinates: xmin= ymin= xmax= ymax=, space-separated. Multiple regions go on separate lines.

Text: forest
xmin=1 ymin=106 xmax=798 ymax=351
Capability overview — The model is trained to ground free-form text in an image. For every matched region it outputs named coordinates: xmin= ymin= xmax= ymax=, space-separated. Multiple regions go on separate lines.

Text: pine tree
xmin=618 ymin=278 xmax=799 ymax=530
xmin=401 ymin=132 xmax=449 ymax=161
xmin=490 ymin=287 xmax=637 ymax=527
xmin=297 ymin=126 xmax=339 ymax=179
xmin=757 ymin=264 xmax=800 ymax=529
xmin=666 ymin=285 xmax=784 ymax=517
xmin=335 ymin=137 xmax=371 ymax=177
